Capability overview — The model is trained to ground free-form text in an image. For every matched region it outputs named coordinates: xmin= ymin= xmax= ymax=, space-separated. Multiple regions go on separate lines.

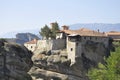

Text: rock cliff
xmin=29 ymin=40 xmax=111 ymax=80
xmin=0 ymin=39 xmax=33 ymax=80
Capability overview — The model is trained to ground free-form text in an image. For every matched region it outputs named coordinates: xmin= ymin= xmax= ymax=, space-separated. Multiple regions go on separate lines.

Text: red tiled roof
xmin=25 ymin=39 xmax=38 ymax=44
xmin=106 ymin=31 xmax=120 ymax=36
xmin=60 ymin=28 xmax=107 ymax=37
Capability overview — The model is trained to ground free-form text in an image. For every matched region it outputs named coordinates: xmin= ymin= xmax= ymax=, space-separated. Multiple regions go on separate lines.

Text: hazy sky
xmin=0 ymin=0 xmax=120 ymax=35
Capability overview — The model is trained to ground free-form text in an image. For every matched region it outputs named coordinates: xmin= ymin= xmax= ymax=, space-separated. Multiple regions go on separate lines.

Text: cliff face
xmin=0 ymin=39 xmax=33 ymax=80
xmin=29 ymin=40 xmax=110 ymax=80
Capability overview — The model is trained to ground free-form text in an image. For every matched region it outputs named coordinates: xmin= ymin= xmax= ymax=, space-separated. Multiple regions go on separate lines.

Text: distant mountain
xmin=16 ymin=33 xmax=40 ymax=44
xmin=6 ymin=33 xmax=40 ymax=44
xmin=0 ymin=28 xmax=40 ymax=38
xmin=69 ymin=23 xmax=120 ymax=32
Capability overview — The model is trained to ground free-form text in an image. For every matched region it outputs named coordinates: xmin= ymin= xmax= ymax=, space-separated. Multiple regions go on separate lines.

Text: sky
xmin=0 ymin=0 xmax=120 ymax=35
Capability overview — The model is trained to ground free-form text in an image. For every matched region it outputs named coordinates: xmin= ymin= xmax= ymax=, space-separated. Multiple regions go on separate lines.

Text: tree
xmin=50 ymin=22 xmax=60 ymax=39
xmin=88 ymin=47 xmax=120 ymax=80
xmin=39 ymin=22 xmax=60 ymax=39
xmin=40 ymin=25 xmax=51 ymax=39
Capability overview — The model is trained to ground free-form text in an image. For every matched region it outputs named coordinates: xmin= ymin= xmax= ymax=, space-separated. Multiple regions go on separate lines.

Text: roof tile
xmin=25 ymin=39 xmax=38 ymax=44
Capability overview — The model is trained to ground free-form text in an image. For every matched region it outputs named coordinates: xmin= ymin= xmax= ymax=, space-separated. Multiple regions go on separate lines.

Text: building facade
xmin=24 ymin=28 xmax=110 ymax=65
xmin=106 ymin=31 xmax=120 ymax=42
xmin=24 ymin=39 xmax=38 ymax=52
xmin=57 ymin=28 xmax=109 ymax=64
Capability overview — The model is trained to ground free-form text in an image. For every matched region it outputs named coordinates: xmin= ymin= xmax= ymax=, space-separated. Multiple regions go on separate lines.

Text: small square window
xmin=76 ymin=43 xmax=78 ymax=46
xmin=95 ymin=37 xmax=97 ymax=40
xmin=71 ymin=48 xmax=73 ymax=51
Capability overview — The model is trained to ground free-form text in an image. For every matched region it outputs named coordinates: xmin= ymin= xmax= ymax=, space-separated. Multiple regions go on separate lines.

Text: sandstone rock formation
xmin=0 ymin=39 xmax=33 ymax=80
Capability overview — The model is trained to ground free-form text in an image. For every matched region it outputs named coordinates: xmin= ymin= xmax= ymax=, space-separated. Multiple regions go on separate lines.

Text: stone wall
xmin=36 ymin=40 xmax=52 ymax=51
xmin=52 ymin=39 xmax=66 ymax=50
xmin=81 ymin=36 xmax=109 ymax=48
xmin=36 ymin=39 xmax=66 ymax=52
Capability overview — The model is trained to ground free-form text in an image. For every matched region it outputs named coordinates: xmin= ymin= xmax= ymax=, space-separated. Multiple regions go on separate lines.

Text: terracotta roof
xmin=60 ymin=28 xmax=107 ymax=37
xmin=25 ymin=39 xmax=38 ymax=44
xmin=106 ymin=31 xmax=120 ymax=36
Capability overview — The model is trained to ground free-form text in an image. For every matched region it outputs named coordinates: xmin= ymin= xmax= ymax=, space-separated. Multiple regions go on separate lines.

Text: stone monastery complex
xmin=24 ymin=26 xmax=120 ymax=64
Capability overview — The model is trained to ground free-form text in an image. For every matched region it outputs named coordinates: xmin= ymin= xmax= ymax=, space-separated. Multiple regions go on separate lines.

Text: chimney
xmin=62 ymin=25 xmax=69 ymax=30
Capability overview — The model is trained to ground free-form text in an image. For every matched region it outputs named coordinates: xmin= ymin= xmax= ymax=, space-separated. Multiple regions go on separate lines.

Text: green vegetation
xmin=40 ymin=25 xmax=51 ymax=39
xmin=51 ymin=22 xmax=60 ymax=39
xmin=88 ymin=47 xmax=120 ymax=80
xmin=40 ymin=22 xmax=60 ymax=39
xmin=0 ymin=38 xmax=7 ymax=42
xmin=113 ymin=42 xmax=120 ymax=47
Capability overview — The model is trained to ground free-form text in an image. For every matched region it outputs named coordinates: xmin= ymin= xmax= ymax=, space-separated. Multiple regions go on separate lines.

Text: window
xmin=95 ymin=37 xmax=97 ymax=40
xmin=71 ymin=48 xmax=73 ymax=51
xmin=76 ymin=43 xmax=78 ymax=46
xmin=84 ymin=37 xmax=86 ymax=39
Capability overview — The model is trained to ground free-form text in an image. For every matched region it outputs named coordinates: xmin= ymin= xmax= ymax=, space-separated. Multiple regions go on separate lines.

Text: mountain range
xmin=70 ymin=23 xmax=120 ymax=32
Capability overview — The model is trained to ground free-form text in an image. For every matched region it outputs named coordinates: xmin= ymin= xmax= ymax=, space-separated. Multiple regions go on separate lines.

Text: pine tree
xmin=88 ymin=47 xmax=120 ymax=80
xmin=51 ymin=22 xmax=60 ymax=39
xmin=40 ymin=25 xmax=51 ymax=39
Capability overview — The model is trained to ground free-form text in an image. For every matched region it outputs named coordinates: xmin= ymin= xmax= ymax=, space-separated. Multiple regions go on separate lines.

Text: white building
xmin=24 ymin=39 xmax=38 ymax=52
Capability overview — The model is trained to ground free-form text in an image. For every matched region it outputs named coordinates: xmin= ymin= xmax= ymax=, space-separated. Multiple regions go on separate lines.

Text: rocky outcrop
xmin=29 ymin=40 xmax=110 ymax=80
xmin=0 ymin=39 xmax=33 ymax=80
xmin=29 ymin=50 xmax=90 ymax=80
